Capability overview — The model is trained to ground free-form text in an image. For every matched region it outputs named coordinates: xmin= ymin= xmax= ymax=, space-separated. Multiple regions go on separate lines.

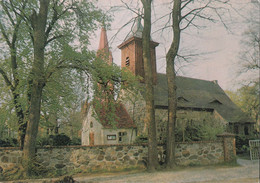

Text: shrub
xmin=235 ymin=134 xmax=257 ymax=154
xmin=70 ymin=137 xmax=81 ymax=145
xmin=0 ymin=138 xmax=18 ymax=147
xmin=36 ymin=136 xmax=50 ymax=147
xmin=36 ymin=134 xmax=71 ymax=147
xmin=134 ymin=134 xmax=148 ymax=144
xmin=51 ymin=134 xmax=71 ymax=146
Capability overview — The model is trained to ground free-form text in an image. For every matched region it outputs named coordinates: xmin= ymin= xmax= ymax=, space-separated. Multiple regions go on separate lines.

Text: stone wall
xmin=175 ymin=141 xmax=223 ymax=166
xmin=0 ymin=135 xmax=235 ymax=175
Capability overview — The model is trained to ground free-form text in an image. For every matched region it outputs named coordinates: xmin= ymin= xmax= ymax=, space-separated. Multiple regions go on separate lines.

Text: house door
xmin=89 ymin=132 xmax=94 ymax=145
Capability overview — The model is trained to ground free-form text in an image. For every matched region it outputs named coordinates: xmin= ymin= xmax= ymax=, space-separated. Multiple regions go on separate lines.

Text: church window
xmin=126 ymin=57 xmax=130 ymax=66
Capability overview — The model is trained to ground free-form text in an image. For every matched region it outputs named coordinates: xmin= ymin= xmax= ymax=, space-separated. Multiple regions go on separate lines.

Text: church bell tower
xmin=118 ymin=17 xmax=159 ymax=84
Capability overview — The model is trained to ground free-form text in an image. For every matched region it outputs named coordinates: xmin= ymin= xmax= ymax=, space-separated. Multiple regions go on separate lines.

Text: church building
xmin=81 ymin=19 xmax=255 ymax=146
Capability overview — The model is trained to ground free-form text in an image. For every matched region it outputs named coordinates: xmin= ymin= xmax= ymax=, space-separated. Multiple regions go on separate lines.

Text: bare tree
xmin=238 ymin=1 xmax=260 ymax=77
xmin=141 ymin=0 xmax=159 ymax=171
xmin=165 ymin=0 xmax=231 ymax=169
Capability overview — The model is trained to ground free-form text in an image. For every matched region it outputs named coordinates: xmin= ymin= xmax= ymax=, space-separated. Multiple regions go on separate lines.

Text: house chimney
xmin=213 ymin=80 xmax=218 ymax=84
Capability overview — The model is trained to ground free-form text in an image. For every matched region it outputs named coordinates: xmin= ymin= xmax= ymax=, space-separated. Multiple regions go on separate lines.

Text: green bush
xmin=51 ymin=134 xmax=71 ymax=146
xmin=36 ymin=134 xmax=72 ymax=147
xmin=235 ymin=134 xmax=257 ymax=154
xmin=70 ymin=137 xmax=81 ymax=145
xmin=0 ymin=138 xmax=18 ymax=147
xmin=134 ymin=134 xmax=148 ymax=144
xmin=36 ymin=136 xmax=50 ymax=147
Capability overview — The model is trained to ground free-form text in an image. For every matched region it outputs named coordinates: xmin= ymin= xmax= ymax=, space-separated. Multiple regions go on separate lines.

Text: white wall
xmin=82 ymin=105 xmax=137 ymax=145
xmin=81 ymin=106 xmax=103 ymax=145
xmin=103 ymin=128 xmax=137 ymax=145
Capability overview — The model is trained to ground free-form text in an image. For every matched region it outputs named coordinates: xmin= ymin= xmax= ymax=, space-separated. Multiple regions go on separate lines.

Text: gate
xmin=249 ymin=140 xmax=260 ymax=160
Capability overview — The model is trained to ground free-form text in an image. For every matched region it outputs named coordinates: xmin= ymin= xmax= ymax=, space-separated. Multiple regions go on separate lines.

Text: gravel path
xmin=75 ymin=159 xmax=259 ymax=183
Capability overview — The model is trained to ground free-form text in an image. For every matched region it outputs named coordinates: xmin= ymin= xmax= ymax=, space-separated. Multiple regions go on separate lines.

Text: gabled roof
xmin=94 ymin=102 xmax=136 ymax=129
xmin=153 ymin=73 xmax=254 ymax=123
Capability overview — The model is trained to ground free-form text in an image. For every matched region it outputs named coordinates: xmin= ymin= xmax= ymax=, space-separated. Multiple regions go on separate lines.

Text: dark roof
xmin=153 ymin=73 xmax=254 ymax=123
xmin=94 ymin=102 xmax=136 ymax=129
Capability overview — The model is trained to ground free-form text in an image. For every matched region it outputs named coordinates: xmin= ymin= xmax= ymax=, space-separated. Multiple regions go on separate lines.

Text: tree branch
xmin=0 ymin=22 xmax=11 ymax=48
xmin=1 ymin=1 xmax=15 ymax=26
xmin=45 ymin=35 xmax=65 ymax=46
xmin=0 ymin=67 xmax=14 ymax=91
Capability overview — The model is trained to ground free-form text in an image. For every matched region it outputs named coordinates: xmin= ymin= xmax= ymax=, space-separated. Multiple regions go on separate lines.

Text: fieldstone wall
xmin=175 ymin=141 xmax=223 ymax=166
xmin=0 ymin=148 xmax=23 ymax=174
xmin=0 ymin=136 xmax=236 ymax=175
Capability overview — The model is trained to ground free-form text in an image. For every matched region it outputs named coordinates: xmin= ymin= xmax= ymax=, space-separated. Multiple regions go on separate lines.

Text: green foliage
xmin=226 ymin=83 xmax=259 ymax=125
xmin=235 ymin=133 xmax=257 ymax=154
xmin=0 ymin=0 xmax=111 ymax=145
xmin=91 ymin=58 xmax=140 ymax=128
xmin=134 ymin=135 xmax=148 ymax=144
xmin=175 ymin=111 xmax=225 ymax=142
xmin=36 ymin=136 xmax=51 ymax=147
xmin=51 ymin=134 xmax=71 ymax=146
xmin=70 ymin=137 xmax=81 ymax=145
xmin=0 ymin=138 xmax=18 ymax=147
xmin=36 ymin=133 xmax=73 ymax=147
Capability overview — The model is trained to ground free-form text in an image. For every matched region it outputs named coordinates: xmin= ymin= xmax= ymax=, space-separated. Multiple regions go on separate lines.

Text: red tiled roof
xmin=94 ymin=102 xmax=136 ymax=129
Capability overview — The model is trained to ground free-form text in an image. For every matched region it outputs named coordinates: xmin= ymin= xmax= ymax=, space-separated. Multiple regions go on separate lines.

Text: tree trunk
xmin=141 ymin=0 xmax=158 ymax=171
xmin=165 ymin=0 xmax=181 ymax=169
xmin=13 ymin=94 xmax=26 ymax=148
xmin=23 ymin=0 xmax=50 ymax=173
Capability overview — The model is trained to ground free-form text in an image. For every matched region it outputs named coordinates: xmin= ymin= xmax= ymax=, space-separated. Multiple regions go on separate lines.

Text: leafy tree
xmin=0 ymin=0 xmax=28 ymax=147
xmin=0 ymin=0 xmax=108 ymax=174
xmin=226 ymin=83 xmax=259 ymax=126
xmin=91 ymin=56 xmax=140 ymax=128
xmin=175 ymin=112 xmax=225 ymax=142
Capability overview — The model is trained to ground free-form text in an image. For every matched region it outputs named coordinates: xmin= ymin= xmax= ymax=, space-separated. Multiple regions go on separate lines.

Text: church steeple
xmin=97 ymin=27 xmax=113 ymax=65
xmin=118 ymin=17 xmax=159 ymax=84
xmin=125 ymin=16 xmax=143 ymax=40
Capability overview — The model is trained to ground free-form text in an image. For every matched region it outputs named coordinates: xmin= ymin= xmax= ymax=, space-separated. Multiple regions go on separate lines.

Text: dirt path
xmin=75 ymin=159 xmax=259 ymax=183
xmin=4 ymin=159 xmax=259 ymax=183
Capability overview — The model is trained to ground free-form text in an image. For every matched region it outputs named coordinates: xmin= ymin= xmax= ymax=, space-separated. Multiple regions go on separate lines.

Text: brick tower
xmin=96 ymin=27 xmax=114 ymax=101
xmin=118 ymin=17 xmax=159 ymax=84
xmin=97 ymin=27 xmax=113 ymax=65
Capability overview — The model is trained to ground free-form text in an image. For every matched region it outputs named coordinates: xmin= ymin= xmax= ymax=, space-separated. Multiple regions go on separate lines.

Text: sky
xmin=89 ymin=0 xmax=257 ymax=91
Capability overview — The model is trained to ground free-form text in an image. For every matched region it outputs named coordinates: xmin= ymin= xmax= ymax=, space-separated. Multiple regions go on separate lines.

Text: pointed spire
xmin=125 ymin=16 xmax=143 ymax=40
xmin=98 ymin=27 xmax=109 ymax=52
xmin=97 ymin=27 xmax=113 ymax=64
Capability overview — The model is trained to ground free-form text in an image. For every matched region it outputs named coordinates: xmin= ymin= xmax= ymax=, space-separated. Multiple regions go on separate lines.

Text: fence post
xmin=217 ymin=133 xmax=236 ymax=162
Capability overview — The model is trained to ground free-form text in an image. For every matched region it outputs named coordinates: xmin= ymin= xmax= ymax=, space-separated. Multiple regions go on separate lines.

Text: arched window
xmin=126 ymin=57 xmax=130 ymax=66
xmin=90 ymin=122 xmax=93 ymax=128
